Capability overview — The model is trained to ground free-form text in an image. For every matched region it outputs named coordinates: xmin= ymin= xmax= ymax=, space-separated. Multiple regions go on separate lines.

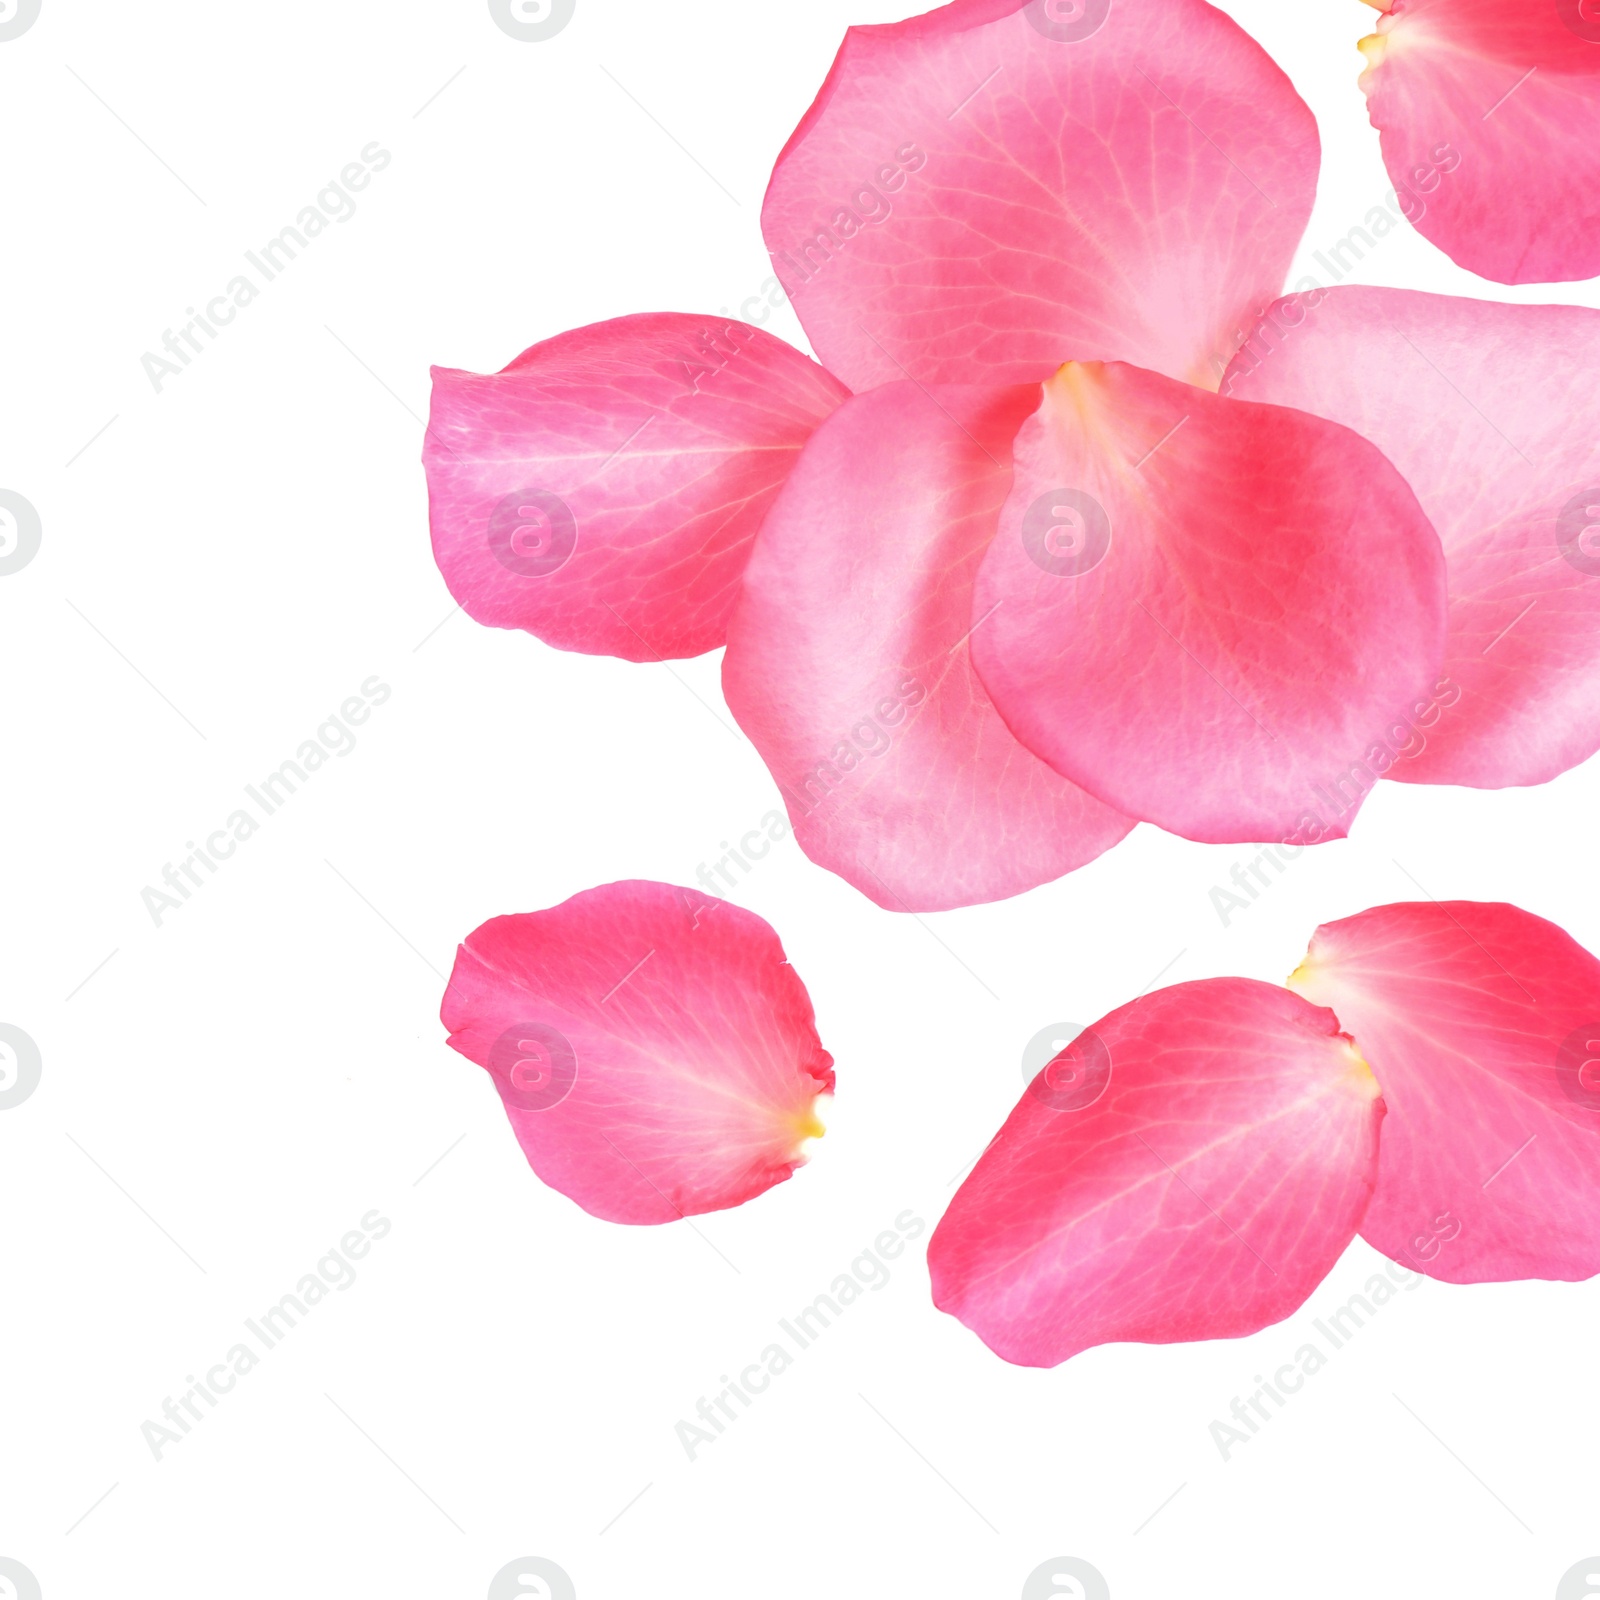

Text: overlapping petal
xmin=722 ymin=380 xmax=1135 ymax=911
xmin=762 ymin=0 xmax=1318 ymax=392
xmin=929 ymin=978 xmax=1385 ymax=1367
xmin=1225 ymin=286 xmax=1600 ymax=788
xmin=969 ymin=360 xmax=1448 ymax=843
xmin=1357 ymin=0 xmax=1600 ymax=283
xmin=423 ymin=313 xmax=849 ymax=662
xmin=441 ymin=881 xmax=835 ymax=1224
xmin=1291 ymin=900 xmax=1600 ymax=1283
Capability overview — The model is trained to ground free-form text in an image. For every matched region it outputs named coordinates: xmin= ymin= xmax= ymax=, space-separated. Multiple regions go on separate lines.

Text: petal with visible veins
xmin=969 ymin=360 xmax=1447 ymax=843
xmin=1357 ymin=0 xmax=1600 ymax=284
xmin=1291 ymin=900 xmax=1600 ymax=1283
xmin=424 ymin=313 xmax=849 ymax=662
xmin=441 ymin=882 xmax=835 ymax=1224
xmin=1224 ymin=286 xmax=1600 ymax=788
xmin=929 ymin=978 xmax=1384 ymax=1367
xmin=763 ymin=0 xmax=1318 ymax=391
xmin=722 ymin=380 xmax=1134 ymax=911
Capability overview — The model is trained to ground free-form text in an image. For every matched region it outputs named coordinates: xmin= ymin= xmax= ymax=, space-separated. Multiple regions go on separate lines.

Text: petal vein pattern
xmin=1357 ymin=0 xmax=1600 ymax=283
xmin=1225 ymin=286 xmax=1600 ymax=787
xmin=1291 ymin=900 xmax=1600 ymax=1283
xmin=723 ymin=379 xmax=1135 ymax=910
xmin=970 ymin=360 xmax=1447 ymax=843
xmin=441 ymin=882 xmax=835 ymax=1224
xmin=929 ymin=978 xmax=1384 ymax=1366
xmin=763 ymin=0 xmax=1319 ymax=391
xmin=423 ymin=313 xmax=849 ymax=662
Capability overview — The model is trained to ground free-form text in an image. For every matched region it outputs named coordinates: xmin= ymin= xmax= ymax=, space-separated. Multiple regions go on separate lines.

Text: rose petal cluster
xmin=930 ymin=900 xmax=1600 ymax=1366
xmin=424 ymin=0 xmax=1600 ymax=913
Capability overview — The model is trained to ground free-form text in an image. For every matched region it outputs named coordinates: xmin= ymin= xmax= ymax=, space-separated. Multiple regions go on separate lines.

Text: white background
xmin=4 ymin=1 xmax=1599 ymax=1596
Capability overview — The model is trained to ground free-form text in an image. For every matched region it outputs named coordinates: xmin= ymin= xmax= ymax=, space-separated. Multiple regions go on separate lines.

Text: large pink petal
xmin=423 ymin=314 xmax=849 ymax=662
xmin=441 ymin=881 xmax=835 ymax=1223
xmin=721 ymin=380 xmax=1134 ymax=911
xmin=969 ymin=360 xmax=1448 ymax=844
xmin=1291 ymin=900 xmax=1600 ymax=1283
xmin=1225 ymin=286 xmax=1600 ymax=788
xmin=1357 ymin=0 xmax=1600 ymax=284
xmin=929 ymin=978 xmax=1384 ymax=1367
xmin=762 ymin=0 xmax=1318 ymax=392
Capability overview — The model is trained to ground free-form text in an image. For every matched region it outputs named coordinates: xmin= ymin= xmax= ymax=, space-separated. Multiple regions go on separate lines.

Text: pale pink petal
xmin=1358 ymin=0 xmax=1600 ymax=283
xmin=441 ymin=881 xmax=834 ymax=1223
xmin=969 ymin=360 xmax=1447 ymax=844
xmin=1291 ymin=900 xmax=1600 ymax=1283
xmin=423 ymin=314 xmax=849 ymax=662
xmin=722 ymin=380 xmax=1134 ymax=911
xmin=1225 ymin=286 xmax=1600 ymax=788
xmin=762 ymin=0 xmax=1318 ymax=392
xmin=929 ymin=978 xmax=1384 ymax=1367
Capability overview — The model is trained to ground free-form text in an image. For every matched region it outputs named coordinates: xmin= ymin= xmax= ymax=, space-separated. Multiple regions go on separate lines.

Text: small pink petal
xmin=423 ymin=313 xmax=849 ymax=662
xmin=969 ymin=361 xmax=1447 ymax=843
xmin=1291 ymin=900 xmax=1600 ymax=1283
xmin=763 ymin=0 xmax=1318 ymax=391
xmin=929 ymin=978 xmax=1384 ymax=1367
xmin=441 ymin=881 xmax=834 ymax=1223
xmin=1225 ymin=286 xmax=1600 ymax=788
xmin=1358 ymin=0 xmax=1600 ymax=284
xmin=722 ymin=380 xmax=1134 ymax=911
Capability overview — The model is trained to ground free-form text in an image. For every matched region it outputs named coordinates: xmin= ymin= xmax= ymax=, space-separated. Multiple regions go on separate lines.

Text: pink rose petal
xmin=969 ymin=360 xmax=1448 ymax=843
xmin=1225 ymin=285 xmax=1600 ymax=788
xmin=722 ymin=379 xmax=1134 ymax=911
xmin=762 ymin=0 xmax=1318 ymax=391
xmin=441 ymin=881 xmax=835 ymax=1223
xmin=1358 ymin=0 xmax=1600 ymax=284
xmin=929 ymin=978 xmax=1384 ymax=1366
xmin=1291 ymin=899 xmax=1600 ymax=1283
xmin=423 ymin=313 xmax=849 ymax=662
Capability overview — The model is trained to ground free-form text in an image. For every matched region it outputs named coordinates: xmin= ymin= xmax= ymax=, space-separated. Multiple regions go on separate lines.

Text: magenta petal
xmin=423 ymin=314 xmax=849 ymax=662
xmin=762 ymin=0 xmax=1318 ymax=391
xmin=929 ymin=979 xmax=1384 ymax=1366
xmin=969 ymin=361 xmax=1448 ymax=844
xmin=441 ymin=882 xmax=834 ymax=1223
xmin=722 ymin=380 xmax=1134 ymax=911
xmin=1291 ymin=900 xmax=1600 ymax=1284
xmin=1358 ymin=0 xmax=1600 ymax=284
xmin=1225 ymin=286 xmax=1600 ymax=788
